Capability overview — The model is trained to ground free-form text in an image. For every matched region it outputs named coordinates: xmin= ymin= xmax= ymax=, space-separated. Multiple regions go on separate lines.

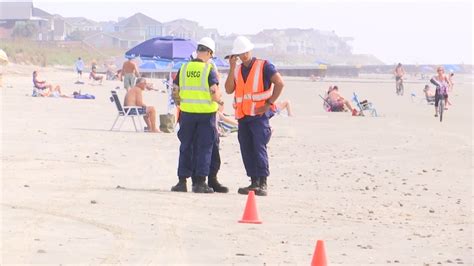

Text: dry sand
xmin=1 ymin=65 xmax=472 ymax=265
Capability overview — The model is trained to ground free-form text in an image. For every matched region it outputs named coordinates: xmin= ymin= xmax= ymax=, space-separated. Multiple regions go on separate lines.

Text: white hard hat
xmin=231 ymin=36 xmax=254 ymax=55
xmin=197 ymin=37 xmax=216 ymax=54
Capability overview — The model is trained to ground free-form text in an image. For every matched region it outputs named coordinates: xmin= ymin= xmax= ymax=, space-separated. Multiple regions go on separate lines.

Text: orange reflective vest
xmin=233 ymin=59 xmax=274 ymax=119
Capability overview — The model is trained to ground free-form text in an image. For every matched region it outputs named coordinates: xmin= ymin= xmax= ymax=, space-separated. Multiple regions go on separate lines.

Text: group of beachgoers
xmin=74 ymin=57 xmax=105 ymax=84
xmin=395 ymin=63 xmax=455 ymax=117
xmin=121 ymin=75 xmax=293 ymax=134
xmin=32 ymin=56 xmax=456 ymax=122
xmin=319 ymin=63 xmax=456 ymax=118
xmin=119 ymin=53 xmax=294 ymax=134
xmin=31 ymin=54 xmax=293 ymax=133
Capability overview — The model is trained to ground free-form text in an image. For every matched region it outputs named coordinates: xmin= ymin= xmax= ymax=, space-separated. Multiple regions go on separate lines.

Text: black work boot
xmin=208 ymin=176 xmax=229 ymax=193
xmin=171 ymin=176 xmax=188 ymax=192
xmin=237 ymin=177 xmax=260 ymax=195
xmin=192 ymin=176 xmax=214 ymax=193
xmin=255 ymin=176 xmax=268 ymax=196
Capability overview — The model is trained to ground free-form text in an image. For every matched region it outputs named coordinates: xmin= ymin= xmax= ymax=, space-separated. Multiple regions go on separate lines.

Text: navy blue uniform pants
xmin=209 ymin=137 xmax=221 ymax=177
xmin=237 ymin=114 xmax=272 ymax=178
xmin=177 ymin=112 xmax=216 ymax=178
xmin=191 ymin=136 xmax=220 ymax=178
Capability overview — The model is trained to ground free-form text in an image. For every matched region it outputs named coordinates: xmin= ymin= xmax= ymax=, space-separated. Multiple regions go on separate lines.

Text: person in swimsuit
xmin=431 ymin=66 xmax=451 ymax=117
xmin=123 ymin=77 xmax=159 ymax=133
xmin=394 ymin=63 xmax=405 ymax=93
xmin=274 ymin=99 xmax=293 ymax=116
xmin=327 ymin=86 xmax=358 ymax=115
xmin=33 ymin=71 xmax=63 ymax=96
xmin=120 ymin=56 xmax=140 ymax=90
xmin=89 ymin=66 xmax=104 ymax=84
xmin=423 ymin=85 xmax=435 ymax=102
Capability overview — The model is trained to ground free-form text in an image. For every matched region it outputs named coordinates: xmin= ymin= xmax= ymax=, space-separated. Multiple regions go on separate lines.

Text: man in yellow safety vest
xmin=170 ymin=37 xmax=224 ymax=193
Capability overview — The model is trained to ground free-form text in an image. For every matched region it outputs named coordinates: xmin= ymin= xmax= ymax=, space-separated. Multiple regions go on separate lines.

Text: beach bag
xmin=160 ymin=114 xmax=175 ymax=133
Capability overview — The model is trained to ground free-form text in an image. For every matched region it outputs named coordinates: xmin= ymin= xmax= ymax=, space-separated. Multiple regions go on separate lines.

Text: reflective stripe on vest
xmin=235 ymin=89 xmax=274 ymax=103
xmin=179 ymin=61 xmax=218 ymax=113
xmin=233 ymin=59 xmax=273 ymax=119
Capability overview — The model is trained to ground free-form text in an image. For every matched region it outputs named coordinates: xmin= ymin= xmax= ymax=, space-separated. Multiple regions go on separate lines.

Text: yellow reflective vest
xmin=178 ymin=61 xmax=218 ymax=113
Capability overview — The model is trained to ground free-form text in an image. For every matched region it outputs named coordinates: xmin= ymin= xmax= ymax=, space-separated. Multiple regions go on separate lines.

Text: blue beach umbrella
xmin=443 ymin=64 xmax=461 ymax=73
xmin=126 ymin=36 xmax=197 ymax=60
xmin=212 ymin=57 xmax=229 ymax=67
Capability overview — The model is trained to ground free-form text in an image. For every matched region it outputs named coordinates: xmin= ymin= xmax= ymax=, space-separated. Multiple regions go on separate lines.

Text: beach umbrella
xmin=212 ymin=57 xmax=229 ymax=68
xmin=443 ymin=64 xmax=461 ymax=73
xmin=171 ymin=60 xmax=185 ymax=70
xmin=314 ymin=60 xmax=329 ymax=70
xmin=139 ymin=61 xmax=160 ymax=72
xmin=0 ymin=49 xmax=8 ymax=65
xmin=125 ymin=37 xmax=197 ymax=115
xmin=125 ymin=36 xmax=197 ymax=60
xmin=139 ymin=60 xmax=172 ymax=72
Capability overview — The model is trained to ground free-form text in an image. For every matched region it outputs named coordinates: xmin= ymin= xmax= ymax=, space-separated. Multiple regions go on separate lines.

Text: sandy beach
xmin=1 ymin=65 xmax=472 ymax=265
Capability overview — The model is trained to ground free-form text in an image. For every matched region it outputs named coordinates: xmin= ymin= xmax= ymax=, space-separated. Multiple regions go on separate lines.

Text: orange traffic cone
xmin=311 ymin=240 xmax=327 ymax=266
xmin=238 ymin=191 xmax=262 ymax=224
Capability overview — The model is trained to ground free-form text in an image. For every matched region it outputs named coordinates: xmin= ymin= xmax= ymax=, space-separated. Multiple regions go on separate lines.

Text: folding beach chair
xmin=352 ymin=92 xmax=378 ymax=117
xmin=424 ymin=95 xmax=435 ymax=105
xmin=32 ymin=86 xmax=40 ymax=97
xmin=218 ymin=120 xmax=238 ymax=134
xmin=319 ymin=94 xmax=332 ymax=112
xmin=109 ymin=90 xmax=145 ymax=132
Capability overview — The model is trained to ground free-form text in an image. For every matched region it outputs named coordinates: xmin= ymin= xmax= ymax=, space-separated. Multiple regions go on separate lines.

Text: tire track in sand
xmin=2 ymin=203 xmax=130 ymax=264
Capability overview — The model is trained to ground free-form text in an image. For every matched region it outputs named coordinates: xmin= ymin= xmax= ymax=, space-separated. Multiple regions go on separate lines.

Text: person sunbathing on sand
xmin=216 ymin=101 xmax=238 ymax=135
xmin=327 ymin=86 xmax=358 ymax=115
xmin=33 ymin=71 xmax=64 ymax=97
xmin=124 ymin=77 xmax=160 ymax=133
xmin=274 ymin=100 xmax=293 ymax=116
xmin=89 ymin=66 xmax=104 ymax=84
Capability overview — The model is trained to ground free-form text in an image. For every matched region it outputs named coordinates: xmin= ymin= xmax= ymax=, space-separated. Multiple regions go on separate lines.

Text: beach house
xmin=114 ymin=13 xmax=163 ymax=41
xmin=0 ymin=1 xmax=69 ymax=41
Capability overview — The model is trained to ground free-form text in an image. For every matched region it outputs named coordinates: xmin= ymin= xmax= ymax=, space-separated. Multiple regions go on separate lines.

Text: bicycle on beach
xmin=396 ymin=77 xmax=404 ymax=96
xmin=436 ymin=90 xmax=448 ymax=122
xmin=437 ymin=95 xmax=445 ymax=122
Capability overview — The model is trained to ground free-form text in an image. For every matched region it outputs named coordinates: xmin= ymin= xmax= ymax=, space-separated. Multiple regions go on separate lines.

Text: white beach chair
xmin=109 ymin=90 xmax=145 ymax=132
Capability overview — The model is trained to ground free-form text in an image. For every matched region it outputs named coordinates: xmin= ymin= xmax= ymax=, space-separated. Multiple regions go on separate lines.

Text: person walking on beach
xmin=170 ymin=38 xmax=222 ymax=193
xmin=224 ymin=36 xmax=285 ymax=196
xmin=120 ymin=56 xmax=140 ymax=91
xmin=394 ymin=63 xmax=405 ymax=94
xmin=75 ymin=57 xmax=84 ymax=80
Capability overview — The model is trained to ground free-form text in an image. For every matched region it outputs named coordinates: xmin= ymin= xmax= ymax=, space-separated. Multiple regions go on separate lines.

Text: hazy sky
xmin=32 ymin=0 xmax=473 ymax=64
